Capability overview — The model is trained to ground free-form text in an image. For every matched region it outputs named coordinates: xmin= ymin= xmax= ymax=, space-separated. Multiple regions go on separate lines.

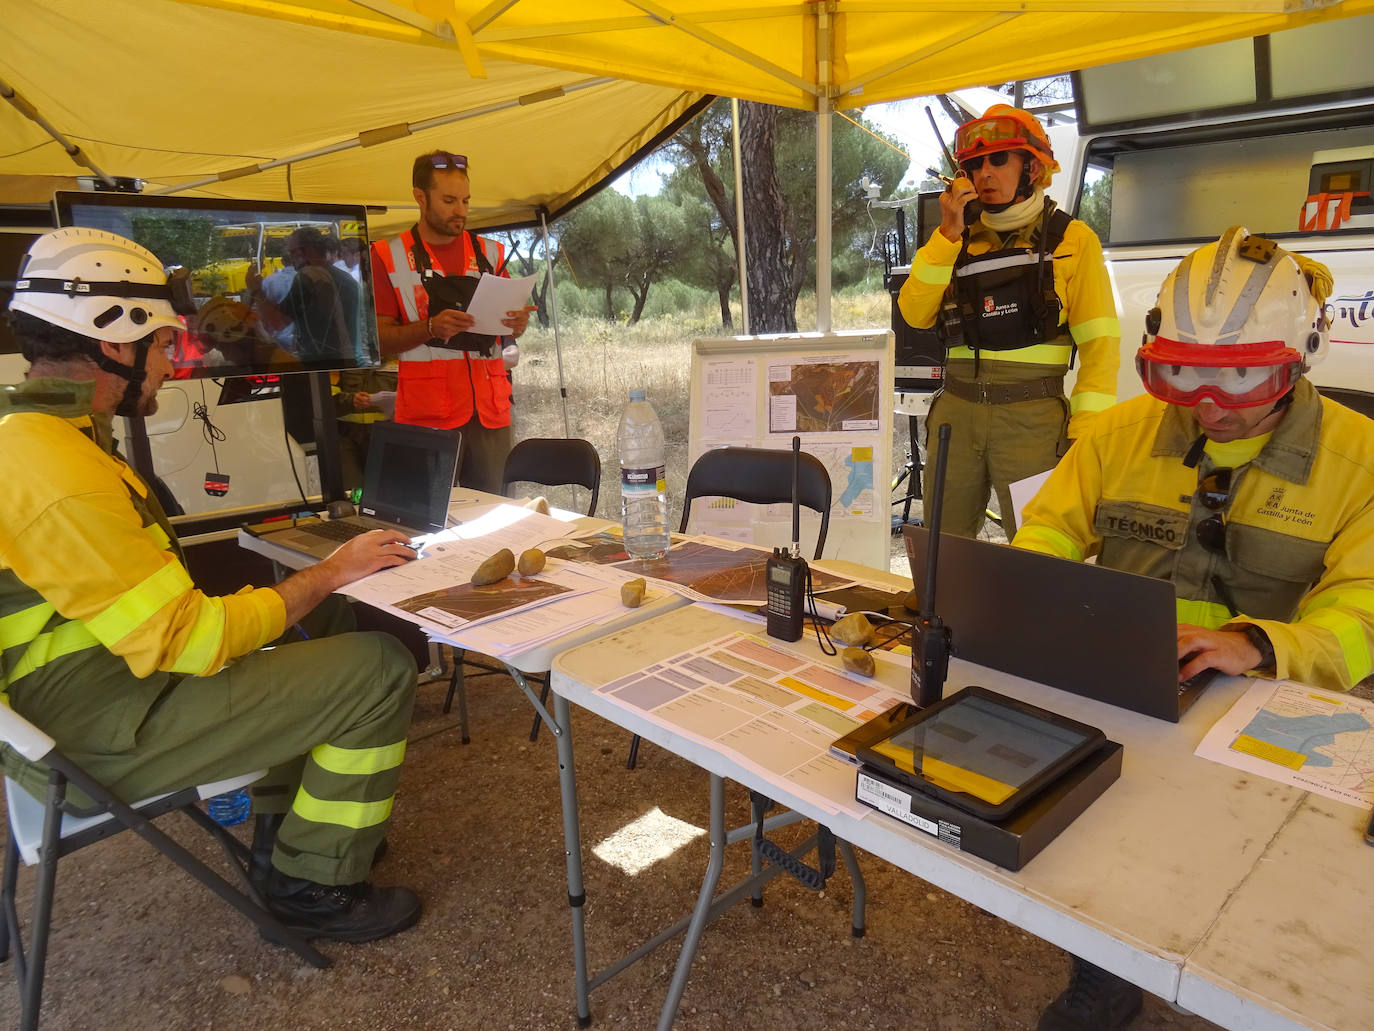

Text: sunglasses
xmin=429 ymin=151 xmax=468 ymax=172
xmin=1194 ymin=467 xmax=1233 ymax=555
xmin=960 ymin=151 xmax=1013 ymax=174
xmin=1194 ymin=467 xmax=1241 ymax=616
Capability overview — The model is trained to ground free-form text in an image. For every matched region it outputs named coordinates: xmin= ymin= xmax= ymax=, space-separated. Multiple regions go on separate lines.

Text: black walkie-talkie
xmin=766 ymin=436 xmax=809 ymax=642
xmin=910 ymin=424 xmax=953 ymax=706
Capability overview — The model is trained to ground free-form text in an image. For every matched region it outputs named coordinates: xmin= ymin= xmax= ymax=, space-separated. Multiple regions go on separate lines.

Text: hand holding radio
xmin=938 ymin=174 xmax=980 ymax=241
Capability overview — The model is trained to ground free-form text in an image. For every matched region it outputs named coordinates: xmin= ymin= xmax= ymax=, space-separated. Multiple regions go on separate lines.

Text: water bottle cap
xmin=628 ymin=389 xmax=646 ymax=402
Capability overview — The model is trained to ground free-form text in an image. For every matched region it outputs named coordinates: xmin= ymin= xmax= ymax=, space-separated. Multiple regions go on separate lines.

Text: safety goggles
xmin=955 ymin=116 xmax=1034 ymax=157
xmin=428 ymin=151 xmax=468 ymax=172
xmin=1136 ymin=350 xmax=1303 ymax=409
xmin=960 ymin=151 xmax=1014 ymax=174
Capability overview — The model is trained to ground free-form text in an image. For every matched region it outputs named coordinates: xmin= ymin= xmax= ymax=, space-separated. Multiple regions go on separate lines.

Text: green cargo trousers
xmin=924 ymin=372 xmax=1069 ymax=539
xmin=9 ymin=600 xmax=417 ymax=886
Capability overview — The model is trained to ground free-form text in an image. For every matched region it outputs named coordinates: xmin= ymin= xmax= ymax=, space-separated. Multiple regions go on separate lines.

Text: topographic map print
xmin=613 ymin=540 xmax=848 ymax=603
xmin=1231 ymin=683 xmax=1374 ymax=803
xmin=768 ymin=360 xmax=881 ymax=433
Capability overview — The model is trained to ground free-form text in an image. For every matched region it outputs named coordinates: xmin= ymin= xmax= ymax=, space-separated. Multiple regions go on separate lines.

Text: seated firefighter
xmin=0 ymin=228 xmax=424 ymax=943
xmin=1013 ymin=227 xmax=1374 ymax=1030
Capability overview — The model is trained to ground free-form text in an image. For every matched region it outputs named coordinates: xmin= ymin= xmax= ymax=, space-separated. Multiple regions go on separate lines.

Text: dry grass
xmin=510 ymin=289 xmax=906 ymax=527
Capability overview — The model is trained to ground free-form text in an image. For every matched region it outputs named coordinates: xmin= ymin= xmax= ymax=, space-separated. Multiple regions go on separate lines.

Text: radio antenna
xmin=910 ymin=424 xmax=953 ymax=707
xmin=925 ymin=107 xmax=959 ymax=175
xmin=791 ymin=435 xmax=801 ymax=559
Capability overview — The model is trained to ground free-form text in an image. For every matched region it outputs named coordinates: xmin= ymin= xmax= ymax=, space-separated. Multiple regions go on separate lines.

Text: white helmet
xmin=1137 ymin=226 xmax=1329 ymax=409
xmin=9 ymin=227 xmax=186 ymax=343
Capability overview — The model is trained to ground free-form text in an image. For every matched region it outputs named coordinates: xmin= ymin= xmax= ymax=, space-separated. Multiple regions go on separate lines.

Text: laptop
xmin=902 ymin=525 xmax=1213 ymax=722
xmin=256 ymin=422 xmax=462 ymax=562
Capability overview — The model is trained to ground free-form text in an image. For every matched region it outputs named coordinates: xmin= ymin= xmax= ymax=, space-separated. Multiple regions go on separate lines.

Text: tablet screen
xmin=868 ymin=691 xmax=1097 ymax=806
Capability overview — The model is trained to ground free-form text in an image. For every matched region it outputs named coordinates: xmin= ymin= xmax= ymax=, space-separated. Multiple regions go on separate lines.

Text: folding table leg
xmin=552 ymin=693 xmax=592 ymax=1027
xmin=657 ymin=774 xmax=727 ymax=1031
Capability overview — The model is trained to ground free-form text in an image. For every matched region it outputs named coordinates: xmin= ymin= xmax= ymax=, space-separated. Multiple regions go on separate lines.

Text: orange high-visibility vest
xmin=372 ymin=228 xmax=512 ymax=430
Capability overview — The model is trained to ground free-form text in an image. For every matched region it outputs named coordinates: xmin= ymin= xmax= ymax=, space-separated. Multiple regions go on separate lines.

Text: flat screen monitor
xmin=53 ymin=191 xmax=379 ymax=380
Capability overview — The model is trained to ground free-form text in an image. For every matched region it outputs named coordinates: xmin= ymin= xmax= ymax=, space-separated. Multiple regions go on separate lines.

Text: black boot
xmin=248 ymin=813 xmax=284 ymax=894
xmin=1038 ymin=957 xmax=1143 ymax=1031
xmin=263 ymin=868 xmax=421 ymax=943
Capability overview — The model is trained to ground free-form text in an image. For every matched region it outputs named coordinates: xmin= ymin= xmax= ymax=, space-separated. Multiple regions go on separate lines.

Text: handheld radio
xmin=766 ymin=436 xmax=809 ymax=642
xmin=910 ymin=423 xmax=953 ymax=706
xmin=924 ymin=109 xmax=981 ymax=223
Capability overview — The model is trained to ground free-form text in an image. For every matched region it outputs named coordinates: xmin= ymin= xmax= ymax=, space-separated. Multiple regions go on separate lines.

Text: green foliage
xmin=1078 ymin=170 xmax=1114 ymax=242
xmin=128 ymin=215 xmax=216 ymax=271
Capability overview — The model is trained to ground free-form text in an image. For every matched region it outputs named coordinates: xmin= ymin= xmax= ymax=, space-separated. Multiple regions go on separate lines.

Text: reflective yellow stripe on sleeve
xmin=0 ymin=602 xmax=58 ymax=651
xmin=1070 ymin=316 xmax=1120 ymax=344
xmin=290 ymin=786 xmax=394 ymax=829
xmin=84 ymin=560 xmax=193 ymax=646
xmin=1301 ymin=607 xmax=1374 ymax=685
xmin=1176 ymin=598 xmax=1234 ymax=630
xmin=168 ymin=597 xmax=228 ymax=675
xmin=912 ymin=261 xmax=953 ymax=285
xmin=9 ymin=620 xmax=100 ymax=682
xmin=1013 ymin=525 xmax=1083 ymax=561
xmin=311 ymin=740 xmax=407 ymax=776
xmin=1069 ymin=391 xmax=1116 ymax=415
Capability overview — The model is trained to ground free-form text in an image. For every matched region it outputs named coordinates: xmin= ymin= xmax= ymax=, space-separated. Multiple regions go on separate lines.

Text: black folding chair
xmin=628 ymin=446 xmax=833 ymax=769
xmin=443 ymin=437 xmax=602 ymax=743
xmin=679 ymin=445 xmax=832 ymax=559
xmin=0 ymin=705 xmax=329 ymax=1031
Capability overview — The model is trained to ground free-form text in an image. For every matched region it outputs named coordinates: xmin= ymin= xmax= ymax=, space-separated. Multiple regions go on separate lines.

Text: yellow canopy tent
xmin=5 ymin=0 xmax=1372 ymax=232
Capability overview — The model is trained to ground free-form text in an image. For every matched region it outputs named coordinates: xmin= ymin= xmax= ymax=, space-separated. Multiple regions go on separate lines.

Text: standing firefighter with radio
xmin=1014 ymin=228 xmax=1374 ymax=1030
xmin=899 ymin=104 xmax=1120 ymax=537
xmin=371 ymin=150 xmax=532 ymax=494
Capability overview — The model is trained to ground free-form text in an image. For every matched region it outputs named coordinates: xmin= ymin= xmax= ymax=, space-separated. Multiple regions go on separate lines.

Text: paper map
xmin=1195 ymin=678 xmax=1374 ymax=808
xmin=597 ymin=629 xmax=910 ymax=817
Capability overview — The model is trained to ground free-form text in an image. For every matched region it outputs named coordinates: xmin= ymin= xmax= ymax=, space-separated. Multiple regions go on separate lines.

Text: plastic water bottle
xmin=618 ymin=389 xmax=670 ymax=560
xmin=206 ymin=788 xmax=252 ymax=827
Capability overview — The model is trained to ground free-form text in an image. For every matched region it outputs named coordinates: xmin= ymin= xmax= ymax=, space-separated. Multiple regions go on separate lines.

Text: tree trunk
xmin=603 ymin=281 xmax=615 ymax=320
xmin=627 ymin=273 xmax=650 ymax=325
xmin=740 ymin=102 xmax=796 ymax=334
xmin=716 ymin=280 xmax=733 ymax=329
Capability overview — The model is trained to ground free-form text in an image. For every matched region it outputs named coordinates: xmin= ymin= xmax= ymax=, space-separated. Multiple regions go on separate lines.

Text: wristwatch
xmin=1233 ymin=623 xmax=1277 ymax=675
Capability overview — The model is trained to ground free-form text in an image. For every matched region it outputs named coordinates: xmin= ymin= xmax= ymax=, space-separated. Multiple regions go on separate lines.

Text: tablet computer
xmin=855 ymin=686 xmax=1107 ymax=820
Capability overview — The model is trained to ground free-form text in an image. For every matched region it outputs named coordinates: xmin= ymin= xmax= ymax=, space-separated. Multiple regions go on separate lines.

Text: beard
xmin=422 ymin=207 xmax=464 ymax=240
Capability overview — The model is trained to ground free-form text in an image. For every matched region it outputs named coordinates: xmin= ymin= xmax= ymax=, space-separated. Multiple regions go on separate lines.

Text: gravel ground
xmin=0 ymin=649 xmax=1225 ymax=1031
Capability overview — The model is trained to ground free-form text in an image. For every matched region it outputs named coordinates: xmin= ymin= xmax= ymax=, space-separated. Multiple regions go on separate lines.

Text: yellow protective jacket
xmin=0 ymin=378 xmax=285 ymax=744
xmin=898 ymin=209 xmax=1120 ymax=438
xmin=1013 ymin=380 xmax=1374 ymax=691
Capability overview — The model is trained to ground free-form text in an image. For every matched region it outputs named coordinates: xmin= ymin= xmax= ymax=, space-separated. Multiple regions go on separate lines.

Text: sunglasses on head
xmin=429 ymin=151 xmax=468 ymax=172
xmin=961 ymin=151 xmax=1014 ymax=174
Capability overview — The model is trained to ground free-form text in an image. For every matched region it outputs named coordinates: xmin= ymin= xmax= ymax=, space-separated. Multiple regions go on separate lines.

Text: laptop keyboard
xmin=297 ymin=520 xmax=372 ymax=543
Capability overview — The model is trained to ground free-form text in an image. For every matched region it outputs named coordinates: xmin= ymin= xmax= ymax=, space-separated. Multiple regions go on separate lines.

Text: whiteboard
xmin=687 ymin=330 xmax=894 ymax=568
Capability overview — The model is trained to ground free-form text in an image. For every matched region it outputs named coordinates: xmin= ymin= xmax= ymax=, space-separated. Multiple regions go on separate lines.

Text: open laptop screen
xmin=361 ymin=424 xmax=460 ymax=532
xmin=902 ymin=525 xmax=1199 ymax=722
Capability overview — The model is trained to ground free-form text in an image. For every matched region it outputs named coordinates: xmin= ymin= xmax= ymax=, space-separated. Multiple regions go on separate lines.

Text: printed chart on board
xmin=687 ymin=332 xmax=894 ymax=567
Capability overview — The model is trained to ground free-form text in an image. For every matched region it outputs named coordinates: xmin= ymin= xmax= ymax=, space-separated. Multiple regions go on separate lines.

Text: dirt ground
xmin=0 ymin=644 xmax=1227 ymax=1031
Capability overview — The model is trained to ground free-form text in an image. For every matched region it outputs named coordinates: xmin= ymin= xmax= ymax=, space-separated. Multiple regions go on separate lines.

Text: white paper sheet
xmin=464 ymin=272 xmax=537 ymax=336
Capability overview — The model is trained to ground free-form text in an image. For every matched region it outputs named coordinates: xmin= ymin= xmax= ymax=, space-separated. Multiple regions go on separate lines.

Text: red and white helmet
xmin=1137 ymin=226 xmax=1329 ymax=409
xmin=9 ymin=227 xmax=186 ymax=342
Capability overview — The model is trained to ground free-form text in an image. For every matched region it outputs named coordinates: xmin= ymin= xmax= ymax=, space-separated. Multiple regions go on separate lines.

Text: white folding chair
xmin=0 ymin=704 xmax=330 ymax=1031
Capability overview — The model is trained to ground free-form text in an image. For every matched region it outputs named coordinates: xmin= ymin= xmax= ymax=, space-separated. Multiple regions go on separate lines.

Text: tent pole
xmin=730 ymin=98 xmax=749 ymax=336
xmin=815 ymin=6 xmax=833 ymax=334
xmin=539 ymin=208 xmax=572 ymax=441
xmin=0 ymin=77 xmax=115 ymax=187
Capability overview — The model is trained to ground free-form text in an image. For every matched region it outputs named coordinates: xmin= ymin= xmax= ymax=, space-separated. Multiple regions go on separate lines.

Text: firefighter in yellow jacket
xmin=899 ymin=105 xmax=1119 ymax=537
xmin=2 ymin=229 xmax=424 ymax=944
xmin=1014 ymin=228 xmax=1368 ymax=1031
